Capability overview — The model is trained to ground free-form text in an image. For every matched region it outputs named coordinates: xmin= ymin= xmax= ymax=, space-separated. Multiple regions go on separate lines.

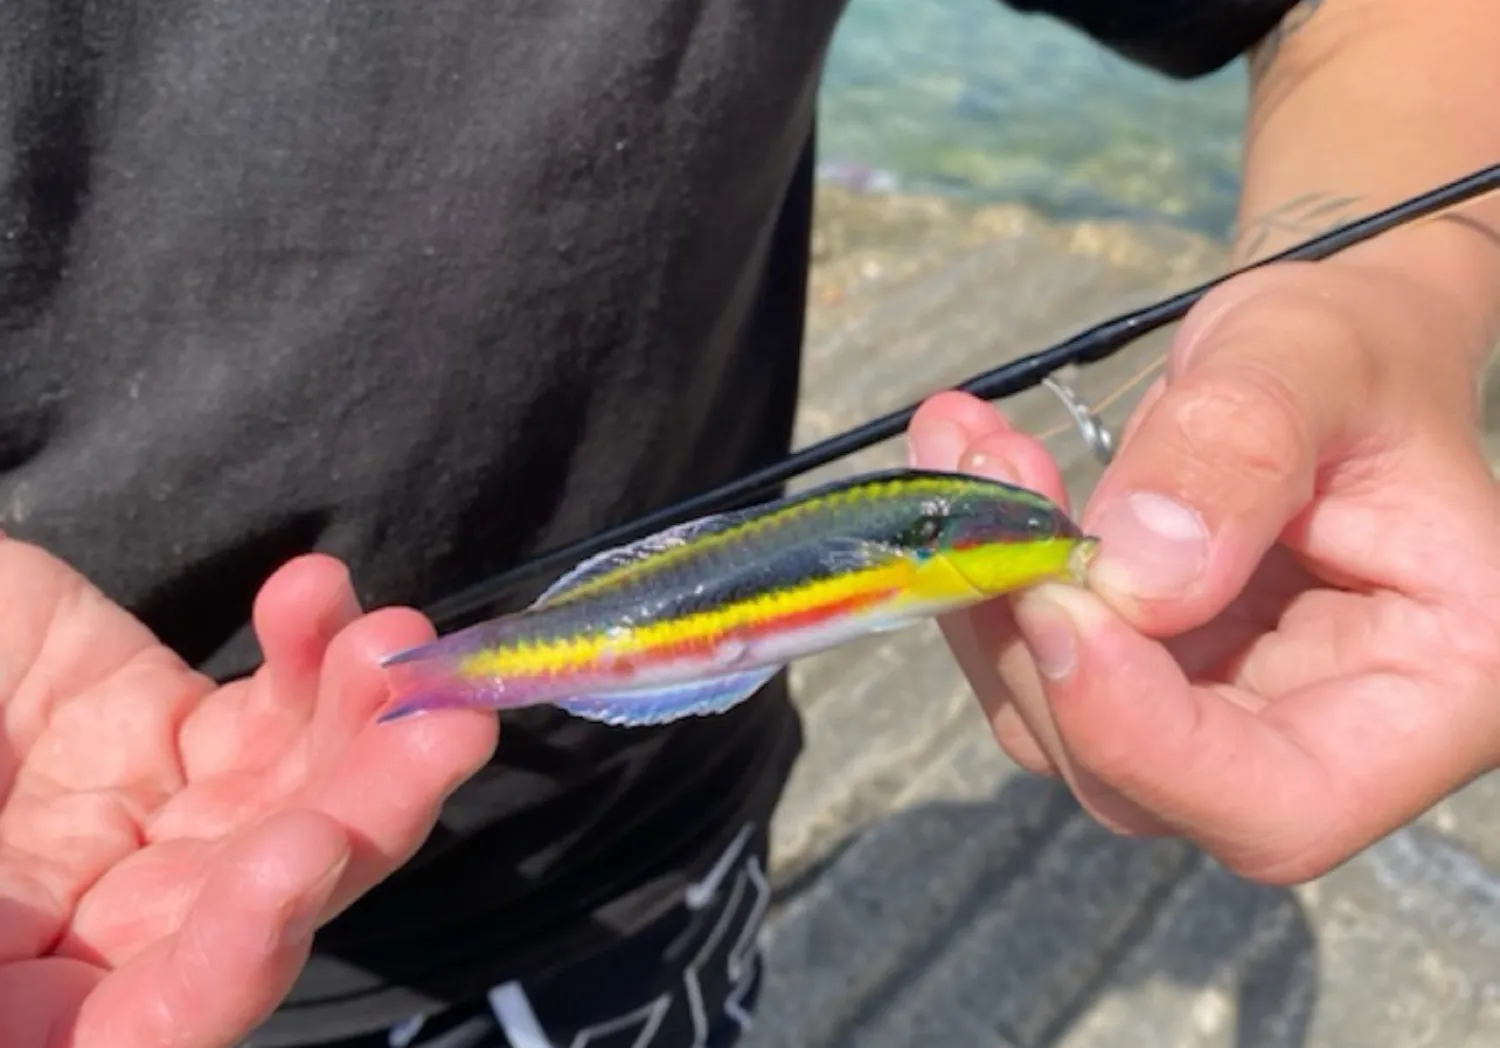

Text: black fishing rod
xmin=416 ymin=161 xmax=1500 ymax=633
xmin=209 ymin=160 xmax=1500 ymax=683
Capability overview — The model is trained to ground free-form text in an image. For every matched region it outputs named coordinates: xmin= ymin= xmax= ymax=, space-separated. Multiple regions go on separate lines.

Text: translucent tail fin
xmin=376 ymin=645 xmax=494 ymax=723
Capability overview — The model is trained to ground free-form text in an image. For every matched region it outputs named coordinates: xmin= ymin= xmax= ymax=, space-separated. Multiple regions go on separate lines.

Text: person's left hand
xmin=908 ymin=254 xmax=1500 ymax=884
xmin=0 ymin=542 xmax=498 ymax=1047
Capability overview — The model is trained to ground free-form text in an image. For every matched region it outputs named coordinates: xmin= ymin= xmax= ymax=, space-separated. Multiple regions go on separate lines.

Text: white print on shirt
xmin=489 ymin=982 xmax=559 ymax=1048
xmin=569 ymin=826 xmax=769 ymax=1048
xmin=722 ymin=856 xmax=770 ymax=1034
xmin=685 ymin=823 xmax=754 ymax=910
xmin=565 ymin=992 xmax=674 ymax=1048
xmin=387 ymin=1013 xmax=426 ymax=1048
xmin=390 ymin=823 xmax=766 ymax=1048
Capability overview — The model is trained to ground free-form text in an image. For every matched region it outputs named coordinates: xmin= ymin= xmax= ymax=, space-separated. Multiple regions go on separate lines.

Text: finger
xmin=254 ymin=553 xmax=364 ymax=714
xmin=933 ymin=430 xmax=1070 ymax=771
xmin=953 ymin=589 xmax=1176 ymax=836
xmin=301 ymin=607 xmax=497 ymax=918
xmin=62 ymin=838 xmax=213 ymax=967
xmin=908 ymin=389 xmax=1015 ymax=459
xmin=910 ymin=396 xmax=1171 ymax=834
xmin=1082 ymin=268 xmax=1373 ymax=635
xmin=0 ymin=957 xmax=102 ymax=1048
xmin=909 ymin=394 xmax=1069 ymax=505
xmin=70 ymin=809 xmax=349 ymax=1048
xmin=916 ymin=429 xmax=1074 ymax=785
xmin=0 ymin=792 xmax=141 ymax=947
xmin=937 ymin=597 xmax=1058 ymax=778
xmin=0 ymin=864 xmax=64 ymax=963
xmin=1012 ymin=582 xmax=1370 ymax=881
xmin=919 ymin=421 xmax=1063 ymax=740
xmin=178 ymin=556 xmax=362 ymax=781
xmin=304 ymin=606 xmax=439 ymax=762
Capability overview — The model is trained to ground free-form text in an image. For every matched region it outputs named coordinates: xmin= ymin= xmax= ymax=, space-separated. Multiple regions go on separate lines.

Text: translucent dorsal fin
xmin=529 ymin=509 xmax=753 ymax=608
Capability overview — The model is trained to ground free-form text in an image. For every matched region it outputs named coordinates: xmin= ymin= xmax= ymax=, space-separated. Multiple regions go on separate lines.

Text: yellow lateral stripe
xmin=457 ymin=558 xmax=920 ymax=678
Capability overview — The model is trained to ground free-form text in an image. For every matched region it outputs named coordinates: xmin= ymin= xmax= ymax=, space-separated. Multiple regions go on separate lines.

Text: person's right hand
xmin=0 ymin=537 xmax=498 ymax=1048
xmin=909 ymin=256 xmax=1500 ymax=883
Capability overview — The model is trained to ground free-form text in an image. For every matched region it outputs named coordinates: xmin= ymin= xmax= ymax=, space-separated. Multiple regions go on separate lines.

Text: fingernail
xmin=1089 ymin=492 xmax=1208 ymax=601
xmin=909 ymin=419 xmax=969 ymax=470
xmin=1014 ymin=586 xmax=1078 ymax=680
xmin=279 ymin=851 xmax=349 ymax=948
xmin=959 ymin=446 xmax=1019 ymax=484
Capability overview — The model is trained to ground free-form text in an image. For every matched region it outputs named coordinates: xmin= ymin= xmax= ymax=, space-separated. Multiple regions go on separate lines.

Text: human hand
xmin=0 ymin=540 xmax=497 ymax=1047
xmin=908 ymin=258 xmax=1500 ymax=883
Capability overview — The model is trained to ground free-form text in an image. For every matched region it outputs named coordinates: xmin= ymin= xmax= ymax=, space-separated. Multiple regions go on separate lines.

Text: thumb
xmin=1083 ymin=270 xmax=1367 ymax=633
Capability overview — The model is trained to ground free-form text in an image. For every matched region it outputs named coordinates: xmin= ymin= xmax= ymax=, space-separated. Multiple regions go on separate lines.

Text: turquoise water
xmin=818 ymin=0 xmax=1252 ymax=239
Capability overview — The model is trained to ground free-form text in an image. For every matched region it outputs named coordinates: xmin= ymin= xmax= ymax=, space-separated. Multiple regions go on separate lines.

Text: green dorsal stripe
xmin=541 ymin=469 xmax=1052 ymax=603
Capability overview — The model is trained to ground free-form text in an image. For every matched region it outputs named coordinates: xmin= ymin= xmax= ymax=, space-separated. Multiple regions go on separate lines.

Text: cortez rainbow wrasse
xmin=376 ymin=469 xmax=1098 ymax=728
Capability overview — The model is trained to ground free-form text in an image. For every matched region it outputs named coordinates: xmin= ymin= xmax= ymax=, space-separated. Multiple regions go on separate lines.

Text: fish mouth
xmin=1066 ymin=537 xmax=1100 ymax=584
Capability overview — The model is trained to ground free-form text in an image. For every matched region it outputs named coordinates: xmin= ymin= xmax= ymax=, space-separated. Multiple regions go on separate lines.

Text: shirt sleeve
xmin=1001 ymin=0 xmax=1304 ymax=78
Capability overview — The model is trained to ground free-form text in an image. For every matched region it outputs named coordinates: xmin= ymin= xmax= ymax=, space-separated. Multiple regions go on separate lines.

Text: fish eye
xmin=913 ymin=516 xmax=942 ymax=546
xmin=1024 ymin=511 xmax=1052 ymax=535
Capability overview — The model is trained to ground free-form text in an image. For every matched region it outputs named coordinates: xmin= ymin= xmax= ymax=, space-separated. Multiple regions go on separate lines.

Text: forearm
xmin=1233 ymin=0 xmax=1500 ymax=369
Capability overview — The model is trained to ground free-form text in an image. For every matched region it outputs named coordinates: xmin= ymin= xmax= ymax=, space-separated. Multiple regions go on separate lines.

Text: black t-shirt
xmin=0 ymin=0 xmax=1296 ymax=1042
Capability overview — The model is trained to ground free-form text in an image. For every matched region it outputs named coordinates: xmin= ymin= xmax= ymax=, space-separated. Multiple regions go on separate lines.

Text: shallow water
xmin=818 ymin=0 xmax=1251 ymax=239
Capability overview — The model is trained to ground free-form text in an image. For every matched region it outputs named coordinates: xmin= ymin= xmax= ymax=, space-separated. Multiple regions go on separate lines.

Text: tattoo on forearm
xmin=1231 ymin=191 xmax=1364 ymax=264
xmin=1232 ymin=191 xmax=1500 ymax=267
xmin=1250 ymin=0 xmax=1326 ymax=77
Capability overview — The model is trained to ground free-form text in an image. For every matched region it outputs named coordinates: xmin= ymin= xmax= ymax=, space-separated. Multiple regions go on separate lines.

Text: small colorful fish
xmin=376 ymin=468 xmax=1097 ymax=727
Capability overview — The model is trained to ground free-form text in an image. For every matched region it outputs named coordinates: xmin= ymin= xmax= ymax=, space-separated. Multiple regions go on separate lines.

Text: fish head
xmin=893 ymin=475 xmax=1097 ymax=600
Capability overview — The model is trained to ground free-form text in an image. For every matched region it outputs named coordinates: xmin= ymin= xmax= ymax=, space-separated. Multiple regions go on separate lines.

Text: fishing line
xmin=209 ymin=161 xmax=1500 ymax=682
xmin=1032 ymin=354 xmax=1164 ymax=447
xmin=416 ymin=162 xmax=1500 ymax=633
